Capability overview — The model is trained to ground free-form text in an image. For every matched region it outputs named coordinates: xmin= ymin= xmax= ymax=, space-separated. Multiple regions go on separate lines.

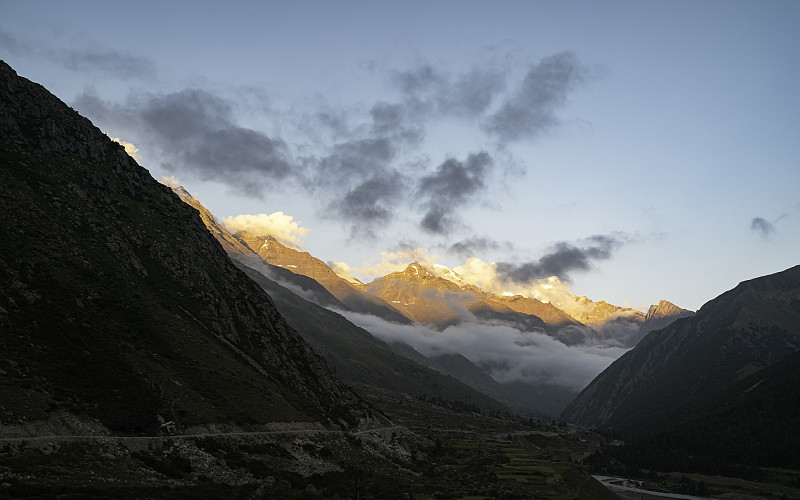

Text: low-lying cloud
xmin=339 ymin=309 xmax=627 ymax=391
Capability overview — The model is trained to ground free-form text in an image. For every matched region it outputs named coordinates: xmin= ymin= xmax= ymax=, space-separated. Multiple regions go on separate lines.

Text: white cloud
xmin=221 ymin=212 xmax=309 ymax=249
xmin=327 ymin=261 xmax=363 ymax=284
xmin=107 ymin=135 xmax=142 ymax=161
xmin=454 ymin=257 xmax=579 ymax=307
xmin=158 ymin=175 xmax=181 ymax=188
xmin=349 ymin=247 xmax=442 ymax=280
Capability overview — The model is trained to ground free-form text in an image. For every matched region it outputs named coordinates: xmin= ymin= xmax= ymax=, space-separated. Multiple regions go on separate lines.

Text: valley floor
xmin=0 ymin=391 xmax=618 ymax=499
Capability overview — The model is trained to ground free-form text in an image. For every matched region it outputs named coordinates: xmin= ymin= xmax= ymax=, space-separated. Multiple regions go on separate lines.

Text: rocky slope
xmin=171 ymin=185 xmax=258 ymax=258
xmin=490 ymin=293 xmax=585 ymax=328
xmin=560 ymin=265 xmax=800 ymax=437
xmin=0 ymin=60 xmax=374 ymax=433
xmin=594 ymin=350 xmax=800 ymax=473
xmin=238 ymin=233 xmax=410 ymax=324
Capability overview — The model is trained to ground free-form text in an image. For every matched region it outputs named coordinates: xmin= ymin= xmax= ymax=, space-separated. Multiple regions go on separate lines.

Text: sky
xmin=2 ymin=0 xmax=799 ymax=312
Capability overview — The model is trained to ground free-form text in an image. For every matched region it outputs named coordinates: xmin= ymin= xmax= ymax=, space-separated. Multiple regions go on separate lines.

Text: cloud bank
xmin=75 ymin=89 xmax=294 ymax=198
xmin=340 ymin=309 xmax=627 ymax=391
xmin=222 ymin=212 xmax=309 ymax=248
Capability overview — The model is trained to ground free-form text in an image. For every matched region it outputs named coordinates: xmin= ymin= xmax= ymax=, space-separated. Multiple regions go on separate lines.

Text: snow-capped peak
xmin=433 ymin=264 xmax=466 ymax=286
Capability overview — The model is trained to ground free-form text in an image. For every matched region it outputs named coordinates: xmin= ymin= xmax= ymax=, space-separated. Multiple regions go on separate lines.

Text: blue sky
xmin=2 ymin=0 xmax=799 ymax=311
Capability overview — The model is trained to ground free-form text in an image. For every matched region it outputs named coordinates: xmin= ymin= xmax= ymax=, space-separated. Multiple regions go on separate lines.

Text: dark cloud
xmin=369 ymin=102 xmax=425 ymax=144
xmin=314 ymin=110 xmax=351 ymax=138
xmin=328 ymin=173 xmax=406 ymax=237
xmin=392 ymin=64 xmax=443 ymax=95
xmin=750 ymin=217 xmax=775 ymax=238
xmin=313 ymin=138 xmax=396 ymax=187
xmin=0 ymin=29 xmax=156 ymax=80
xmin=483 ymin=51 xmax=586 ymax=143
xmin=66 ymin=48 xmax=591 ymax=239
xmin=61 ymin=48 xmax=156 ymax=80
xmin=417 ymin=152 xmax=494 ymax=234
xmin=0 ymin=30 xmax=26 ymax=53
xmin=449 ymin=237 xmax=509 ymax=257
xmin=497 ymin=233 xmax=626 ymax=282
xmin=391 ymin=63 xmax=507 ymax=118
xmin=74 ymin=89 xmax=292 ymax=196
xmin=443 ymin=67 xmax=508 ymax=117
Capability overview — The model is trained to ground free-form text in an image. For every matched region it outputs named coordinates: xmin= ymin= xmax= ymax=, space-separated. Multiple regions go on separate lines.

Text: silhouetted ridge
xmin=561 ymin=264 xmax=800 ymax=438
xmin=0 ymin=60 xmax=375 ymax=433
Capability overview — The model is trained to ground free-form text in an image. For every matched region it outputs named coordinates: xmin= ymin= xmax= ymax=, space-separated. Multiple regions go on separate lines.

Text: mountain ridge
xmin=560 ymin=264 xmax=800 ymax=437
xmin=0 ymin=59 xmax=375 ymax=433
xmin=238 ymin=232 xmax=411 ymax=324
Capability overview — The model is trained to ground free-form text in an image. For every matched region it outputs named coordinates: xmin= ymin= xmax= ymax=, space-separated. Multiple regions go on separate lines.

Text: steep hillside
xmin=234 ymin=261 xmax=507 ymax=413
xmin=0 ymin=60 xmax=372 ymax=433
xmin=561 ymin=265 xmax=800 ymax=437
xmin=171 ymin=185 xmax=258 ymax=258
xmin=172 ymin=188 xmax=510 ymax=414
xmin=592 ymin=350 xmax=800 ymax=474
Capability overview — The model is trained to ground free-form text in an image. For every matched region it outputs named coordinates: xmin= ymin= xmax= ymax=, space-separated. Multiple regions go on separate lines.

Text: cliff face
xmin=560 ymin=265 xmax=800 ymax=437
xmin=0 ymin=60 xmax=372 ymax=433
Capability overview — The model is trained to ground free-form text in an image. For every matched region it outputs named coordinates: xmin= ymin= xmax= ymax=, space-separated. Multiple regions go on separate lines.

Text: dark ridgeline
xmin=0 ymin=60 xmax=377 ymax=434
xmin=561 ymin=264 xmax=800 ymax=470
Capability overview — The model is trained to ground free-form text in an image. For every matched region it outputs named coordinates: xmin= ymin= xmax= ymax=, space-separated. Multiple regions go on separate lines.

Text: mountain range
xmin=170 ymin=188 xmax=695 ymax=417
xmin=5 ymin=56 xmax=798 ymax=497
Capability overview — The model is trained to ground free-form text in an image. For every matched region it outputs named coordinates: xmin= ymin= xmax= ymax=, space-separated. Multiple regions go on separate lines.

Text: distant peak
xmin=432 ymin=264 xmax=466 ymax=286
xmin=645 ymin=299 xmax=691 ymax=321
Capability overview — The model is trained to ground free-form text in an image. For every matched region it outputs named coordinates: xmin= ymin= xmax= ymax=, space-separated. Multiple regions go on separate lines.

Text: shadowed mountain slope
xmin=0 ymin=60 xmax=374 ymax=434
xmin=234 ymin=261 xmax=507 ymax=413
xmin=561 ymin=265 xmax=800 ymax=438
xmin=592 ymin=350 xmax=800 ymax=474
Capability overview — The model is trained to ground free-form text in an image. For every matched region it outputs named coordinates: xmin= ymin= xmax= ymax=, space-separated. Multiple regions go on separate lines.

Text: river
xmin=593 ymin=475 xmax=712 ymax=500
